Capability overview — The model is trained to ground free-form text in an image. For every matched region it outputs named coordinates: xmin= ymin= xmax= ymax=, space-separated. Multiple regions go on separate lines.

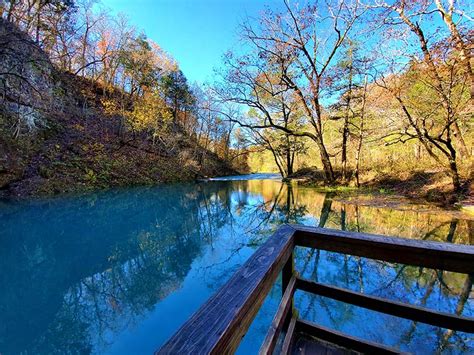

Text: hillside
xmin=0 ymin=19 xmax=236 ymax=197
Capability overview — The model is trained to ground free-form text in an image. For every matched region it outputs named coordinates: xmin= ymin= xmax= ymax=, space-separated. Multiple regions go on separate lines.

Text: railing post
xmin=281 ymin=249 xmax=295 ymax=334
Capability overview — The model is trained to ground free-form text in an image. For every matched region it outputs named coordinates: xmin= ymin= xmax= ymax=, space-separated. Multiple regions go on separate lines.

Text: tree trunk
xmin=354 ymin=127 xmax=363 ymax=188
xmin=341 ymin=117 xmax=349 ymax=183
xmin=342 ymin=58 xmax=354 ymax=184
xmin=444 ymin=137 xmax=462 ymax=193
xmin=286 ymin=135 xmax=293 ymax=176
xmin=315 ymin=136 xmax=335 ymax=183
xmin=270 ymin=148 xmax=285 ymax=177
xmin=449 ymin=158 xmax=461 ymax=193
xmin=451 ymin=123 xmax=469 ymax=158
xmin=355 ymin=76 xmax=368 ymax=188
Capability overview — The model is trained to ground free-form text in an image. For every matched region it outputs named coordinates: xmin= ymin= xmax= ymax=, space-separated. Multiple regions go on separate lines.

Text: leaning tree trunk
xmin=273 ymin=152 xmax=285 ymax=178
xmin=315 ymin=136 xmax=335 ymax=184
xmin=267 ymin=142 xmax=285 ymax=177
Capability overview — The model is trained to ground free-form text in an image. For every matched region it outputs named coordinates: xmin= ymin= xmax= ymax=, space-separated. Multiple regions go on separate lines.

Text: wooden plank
xmin=292 ymin=225 xmax=474 ymax=274
xmin=295 ymin=319 xmax=402 ymax=354
xmin=296 ymin=277 xmax=474 ymax=333
xmin=259 ymin=276 xmax=296 ymax=355
xmin=281 ymin=317 xmax=297 ymax=355
xmin=156 ymin=224 xmax=296 ymax=355
xmin=292 ymin=334 xmax=356 ymax=354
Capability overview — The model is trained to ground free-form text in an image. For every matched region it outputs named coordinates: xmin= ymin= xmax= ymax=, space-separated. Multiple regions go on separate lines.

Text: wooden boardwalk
xmin=157 ymin=224 xmax=474 ymax=354
xmin=291 ymin=334 xmax=356 ymax=355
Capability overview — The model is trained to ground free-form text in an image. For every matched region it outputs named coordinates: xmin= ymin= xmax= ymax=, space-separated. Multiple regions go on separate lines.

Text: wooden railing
xmin=157 ymin=224 xmax=474 ymax=354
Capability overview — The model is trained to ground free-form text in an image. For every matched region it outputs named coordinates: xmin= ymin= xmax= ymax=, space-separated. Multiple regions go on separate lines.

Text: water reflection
xmin=0 ymin=177 xmax=472 ymax=354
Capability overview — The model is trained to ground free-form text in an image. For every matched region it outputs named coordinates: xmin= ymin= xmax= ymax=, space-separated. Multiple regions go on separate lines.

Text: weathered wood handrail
xmin=294 ymin=319 xmax=402 ymax=354
xmin=157 ymin=225 xmax=295 ymax=354
xmin=157 ymin=224 xmax=474 ymax=354
xmin=296 ymin=276 xmax=474 ymax=333
xmin=293 ymin=225 xmax=474 ymax=274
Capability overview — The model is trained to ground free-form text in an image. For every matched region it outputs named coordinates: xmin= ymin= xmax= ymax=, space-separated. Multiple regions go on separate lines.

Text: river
xmin=0 ymin=174 xmax=472 ymax=354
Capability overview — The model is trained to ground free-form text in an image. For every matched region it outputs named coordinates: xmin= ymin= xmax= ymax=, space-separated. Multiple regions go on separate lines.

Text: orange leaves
xmin=97 ymin=28 xmax=118 ymax=64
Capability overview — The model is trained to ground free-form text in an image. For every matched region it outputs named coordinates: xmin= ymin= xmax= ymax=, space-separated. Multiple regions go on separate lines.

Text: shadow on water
xmin=0 ymin=176 xmax=472 ymax=354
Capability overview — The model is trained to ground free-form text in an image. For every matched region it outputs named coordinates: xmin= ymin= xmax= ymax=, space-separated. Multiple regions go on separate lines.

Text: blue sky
xmin=101 ymin=0 xmax=283 ymax=84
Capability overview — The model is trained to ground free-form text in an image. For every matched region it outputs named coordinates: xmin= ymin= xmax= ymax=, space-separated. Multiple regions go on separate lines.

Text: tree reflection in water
xmin=0 ymin=177 xmax=472 ymax=354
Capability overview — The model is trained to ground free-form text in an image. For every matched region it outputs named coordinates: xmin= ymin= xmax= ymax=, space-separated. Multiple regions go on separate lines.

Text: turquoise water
xmin=0 ymin=175 xmax=472 ymax=354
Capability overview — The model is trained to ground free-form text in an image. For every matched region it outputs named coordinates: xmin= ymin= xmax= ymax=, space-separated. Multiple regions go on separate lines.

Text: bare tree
xmin=372 ymin=1 xmax=472 ymax=192
xmin=218 ymin=0 xmax=365 ymax=183
xmin=375 ymin=0 xmax=471 ymax=158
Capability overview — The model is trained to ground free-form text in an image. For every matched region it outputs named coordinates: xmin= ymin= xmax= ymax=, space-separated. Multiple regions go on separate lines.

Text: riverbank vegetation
xmin=0 ymin=0 xmax=472 ymax=203
xmin=215 ymin=0 xmax=473 ymax=203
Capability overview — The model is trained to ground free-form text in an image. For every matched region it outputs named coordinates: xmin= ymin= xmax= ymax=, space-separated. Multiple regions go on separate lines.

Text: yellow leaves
xmin=127 ymin=93 xmax=172 ymax=135
xmin=101 ymin=98 xmax=120 ymax=115
xmin=82 ymin=142 xmax=105 ymax=153
xmin=84 ymin=168 xmax=97 ymax=183
xmin=73 ymin=123 xmax=84 ymax=132
xmin=101 ymin=90 xmax=172 ymax=141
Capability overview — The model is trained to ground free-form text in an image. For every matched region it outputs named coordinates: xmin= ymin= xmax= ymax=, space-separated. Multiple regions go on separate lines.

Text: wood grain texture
xmin=281 ymin=317 xmax=297 ymax=355
xmin=292 ymin=225 xmax=474 ymax=273
xmin=291 ymin=334 xmax=357 ymax=355
xmin=296 ymin=277 xmax=474 ymax=333
xmin=259 ymin=276 xmax=296 ymax=355
xmin=295 ymin=319 xmax=402 ymax=354
xmin=157 ymin=224 xmax=296 ymax=355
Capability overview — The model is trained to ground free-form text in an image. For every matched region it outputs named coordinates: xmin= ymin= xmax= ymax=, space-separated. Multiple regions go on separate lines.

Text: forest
xmin=0 ymin=0 xmax=472 ymax=204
